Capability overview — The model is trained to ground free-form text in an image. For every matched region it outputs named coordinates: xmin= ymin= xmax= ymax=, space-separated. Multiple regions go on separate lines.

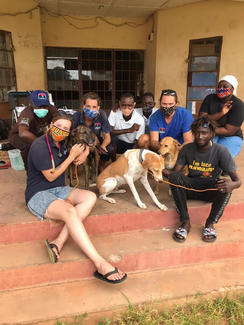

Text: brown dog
xmin=155 ymin=136 xmax=182 ymax=194
xmin=67 ymin=125 xmax=100 ymax=189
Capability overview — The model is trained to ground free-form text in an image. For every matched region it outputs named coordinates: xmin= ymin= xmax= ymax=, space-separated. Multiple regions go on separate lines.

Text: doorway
xmin=186 ymin=36 xmax=222 ymax=116
xmin=45 ymin=47 xmax=144 ymax=113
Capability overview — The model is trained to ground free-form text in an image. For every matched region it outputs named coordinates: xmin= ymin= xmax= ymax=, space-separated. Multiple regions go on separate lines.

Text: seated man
xmin=136 ymin=92 xmax=158 ymax=133
xmin=108 ymin=93 xmax=145 ymax=154
xmin=164 ymin=116 xmax=241 ymax=243
xmin=199 ymin=75 xmax=244 ymax=158
xmin=8 ymin=90 xmax=59 ymax=169
xmin=139 ymin=89 xmax=193 ymax=150
xmin=72 ymin=92 xmax=114 ymax=169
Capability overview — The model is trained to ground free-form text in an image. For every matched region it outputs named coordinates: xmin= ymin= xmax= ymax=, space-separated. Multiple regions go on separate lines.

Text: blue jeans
xmin=213 ymin=136 xmax=243 ymax=158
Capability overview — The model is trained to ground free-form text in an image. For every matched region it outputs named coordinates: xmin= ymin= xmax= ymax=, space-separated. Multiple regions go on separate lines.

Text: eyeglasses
xmin=161 ymin=89 xmax=176 ymax=96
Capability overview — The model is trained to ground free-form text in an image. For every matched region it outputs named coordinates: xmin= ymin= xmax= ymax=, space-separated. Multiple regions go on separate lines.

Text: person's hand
xmin=74 ymin=145 xmax=90 ymax=165
xmin=222 ymin=101 xmax=232 ymax=115
xmin=129 ymin=123 xmax=140 ymax=133
xmin=100 ymin=144 xmax=108 ymax=153
xmin=69 ymin=144 xmax=86 ymax=160
xmin=215 ymin=178 xmax=233 ymax=193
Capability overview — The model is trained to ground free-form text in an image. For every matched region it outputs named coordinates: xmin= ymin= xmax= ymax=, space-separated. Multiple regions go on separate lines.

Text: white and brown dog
xmin=96 ymin=149 xmax=167 ymax=210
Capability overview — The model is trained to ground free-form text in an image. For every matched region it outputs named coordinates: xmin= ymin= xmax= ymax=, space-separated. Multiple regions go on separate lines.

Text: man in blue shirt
xmin=73 ymin=92 xmax=114 ymax=169
xmin=149 ymin=89 xmax=194 ymax=152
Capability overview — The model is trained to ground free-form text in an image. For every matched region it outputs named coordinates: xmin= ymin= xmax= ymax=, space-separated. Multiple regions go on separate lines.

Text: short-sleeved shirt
xmin=177 ymin=142 xmax=237 ymax=180
xmin=9 ymin=105 xmax=59 ymax=142
xmin=108 ymin=109 xmax=145 ymax=143
xmin=149 ymin=106 xmax=194 ymax=144
xmin=72 ymin=109 xmax=111 ymax=137
xmin=25 ymin=134 xmax=68 ymax=203
xmin=200 ymin=94 xmax=244 ymax=139
xmin=135 ymin=107 xmax=158 ymax=133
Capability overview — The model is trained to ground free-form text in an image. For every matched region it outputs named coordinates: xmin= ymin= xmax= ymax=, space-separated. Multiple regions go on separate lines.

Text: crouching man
xmin=163 ymin=116 xmax=241 ymax=243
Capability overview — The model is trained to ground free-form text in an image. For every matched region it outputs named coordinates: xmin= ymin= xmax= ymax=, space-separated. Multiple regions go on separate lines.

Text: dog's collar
xmin=139 ymin=148 xmax=144 ymax=164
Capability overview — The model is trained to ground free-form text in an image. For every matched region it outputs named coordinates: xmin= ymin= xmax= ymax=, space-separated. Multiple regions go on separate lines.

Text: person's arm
xmin=42 ymin=144 xmax=87 ymax=182
xmin=162 ymin=163 xmax=185 ymax=178
xmin=150 ymin=131 xmax=160 ymax=152
xmin=100 ymin=132 xmax=111 ymax=152
xmin=181 ymin=130 xmax=193 ymax=148
xmin=215 ymin=170 xmax=241 ymax=193
xmin=18 ymin=125 xmax=37 ymax=143
xmin=215 ymin=124 xmax=240 ymax=136
xmin=199 ymin=100 xmax=232 ymax=121
xmin=111 ymin=123 xmax=140 ymax=135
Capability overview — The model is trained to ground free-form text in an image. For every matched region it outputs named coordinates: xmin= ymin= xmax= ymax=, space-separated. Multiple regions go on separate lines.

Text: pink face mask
xmin=216 ymin=88 xmax=232 ymax=98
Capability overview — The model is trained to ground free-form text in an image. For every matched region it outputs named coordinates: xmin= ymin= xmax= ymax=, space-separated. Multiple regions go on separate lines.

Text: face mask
xmin=50 ymin=125 xmax=69 ymax=142
xmin=216 ymin=88 xmax=232 ymax=99
xmin=161 ymin=106 xmax=176 ymax=117
xmin=33 ymin=109 xmax=49 ymax=118
xmin=142 ymin=106 xmax=153 ymax=114
xmin=84 ymin=107 xmax=98 ymax=119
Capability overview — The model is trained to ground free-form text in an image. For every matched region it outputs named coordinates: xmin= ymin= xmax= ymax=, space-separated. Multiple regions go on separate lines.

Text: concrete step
xmin=1 ymin=200 xmax=244 ymax=245
xmin=0 ymin=257 xmax=243 ymax=324
xmin=0 ymin=218 xmax=243 ymax=291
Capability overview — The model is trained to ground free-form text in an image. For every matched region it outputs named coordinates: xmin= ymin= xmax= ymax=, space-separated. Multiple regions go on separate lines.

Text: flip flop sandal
xmin=202 ymin=227 xmax=217 ymax=243
xmin=94 ymin=267 xmax=127 ymax=284
xmin=45 ymin=239 xmax=60 ymax=263
xmin=173 ymin=227 xmax=188 ymax=243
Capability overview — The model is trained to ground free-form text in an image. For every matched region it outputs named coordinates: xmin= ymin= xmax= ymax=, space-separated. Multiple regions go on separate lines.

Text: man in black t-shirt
xmin=163 ymin=116 xmax=241 ymax=243
xmin=199 ymin=75 xmax=244 ymax=158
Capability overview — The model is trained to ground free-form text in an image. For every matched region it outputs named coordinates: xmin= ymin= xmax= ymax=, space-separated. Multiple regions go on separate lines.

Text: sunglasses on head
xmin=161 ymin=89 xmax=176 ymax=96
xmin=202 ymin=122 xmax=213 ymax=129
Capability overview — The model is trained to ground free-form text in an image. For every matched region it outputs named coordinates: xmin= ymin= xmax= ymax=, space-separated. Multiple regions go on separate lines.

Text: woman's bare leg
xmin=47 ymin=189 xmax=97 ymax=255
xmin=45 ymin=196 xmax=125 ymax=281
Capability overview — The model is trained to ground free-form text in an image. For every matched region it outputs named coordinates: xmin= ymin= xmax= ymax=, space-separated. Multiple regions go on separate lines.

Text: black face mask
xmin=161 ymin=105 xmax=176 ymax=117
xmin=142 ymin=106 xmax=153 ymax=114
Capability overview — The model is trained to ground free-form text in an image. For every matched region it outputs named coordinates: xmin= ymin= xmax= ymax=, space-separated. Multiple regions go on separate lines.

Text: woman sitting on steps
xmin=25 ymin=115 xmax=127 ymax=284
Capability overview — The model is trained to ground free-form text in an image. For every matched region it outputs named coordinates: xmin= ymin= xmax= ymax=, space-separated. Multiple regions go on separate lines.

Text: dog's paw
xmin=106 ymin=197 xmax=116 ymax=204
xmin=138 ymin=202 xmax=147 ymax=209
xmin=116 ymin=189 xmax=126 ymax=194
xmin=157 ymin=203 xmax=168 ymax=211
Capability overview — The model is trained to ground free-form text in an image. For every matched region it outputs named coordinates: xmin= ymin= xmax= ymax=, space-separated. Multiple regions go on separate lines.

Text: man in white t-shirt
xmin=136 ymin=92 xmax=158 ymax=134
xmin=108 ymin=93 xmax=145 ymax=154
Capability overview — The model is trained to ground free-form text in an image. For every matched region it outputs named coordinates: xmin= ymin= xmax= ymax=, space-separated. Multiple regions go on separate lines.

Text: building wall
xmin=0 ymin=0 xmax=45 ymax=91
xmin=154 ymin=0 xmax=244 ymax=107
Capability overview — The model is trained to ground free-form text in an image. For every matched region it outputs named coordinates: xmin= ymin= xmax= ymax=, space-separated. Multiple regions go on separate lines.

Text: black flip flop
xmin=45 ymin=239 xmax=60 ymax=263
xmin=94 ymin=267 xmax=127 ymax=284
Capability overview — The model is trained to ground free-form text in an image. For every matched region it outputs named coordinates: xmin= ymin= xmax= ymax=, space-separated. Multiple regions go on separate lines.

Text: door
xmin=186 ymin=37 xmax=222 ymax=117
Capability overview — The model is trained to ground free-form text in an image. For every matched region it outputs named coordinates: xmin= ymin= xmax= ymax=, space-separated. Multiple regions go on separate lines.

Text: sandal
xmin=45 ymin=239 xmax=60 ymax=263
xmin=173 ymin=227 xmax=188 ymax=243
xmin=94 ymin=267 xmax=127 ymax=284
xmin=202 ymin=227 xmax=217 ymax=243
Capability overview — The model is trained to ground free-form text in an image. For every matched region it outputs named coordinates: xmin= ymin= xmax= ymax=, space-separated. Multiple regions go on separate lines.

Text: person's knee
xmin=88 ymin=191 xmax=97 ymax=205
xmin=137 ymin=134 xmax=150 ymax=149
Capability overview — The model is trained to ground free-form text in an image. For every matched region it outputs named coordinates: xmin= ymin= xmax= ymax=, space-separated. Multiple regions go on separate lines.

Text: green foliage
xmin=55 ymin=293 xmax=244 ymax=325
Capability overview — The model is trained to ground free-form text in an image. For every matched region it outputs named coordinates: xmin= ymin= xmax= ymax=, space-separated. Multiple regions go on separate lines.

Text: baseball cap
xmin=30 ymin=90 xmax=50 ymax=107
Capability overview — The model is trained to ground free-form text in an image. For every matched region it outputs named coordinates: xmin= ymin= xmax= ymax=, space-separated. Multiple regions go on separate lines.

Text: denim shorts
xmin=27 ymin=186 xmax=73 ymax=220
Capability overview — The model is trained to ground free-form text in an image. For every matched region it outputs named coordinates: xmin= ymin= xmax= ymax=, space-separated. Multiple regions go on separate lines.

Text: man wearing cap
xmin=199 ymin=75 xmax=244 ymax=158
xmin=9 ymin=90 xmax=59 ymax=169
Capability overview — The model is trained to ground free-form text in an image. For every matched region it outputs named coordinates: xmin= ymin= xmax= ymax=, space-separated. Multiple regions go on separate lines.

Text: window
xmin=45 ymin=47 xmax=144 ymax=113
xmin=0 ymin=31 xmax=16 ymax=102
xmin=186 ymin=37 xmax=222 ymax=116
